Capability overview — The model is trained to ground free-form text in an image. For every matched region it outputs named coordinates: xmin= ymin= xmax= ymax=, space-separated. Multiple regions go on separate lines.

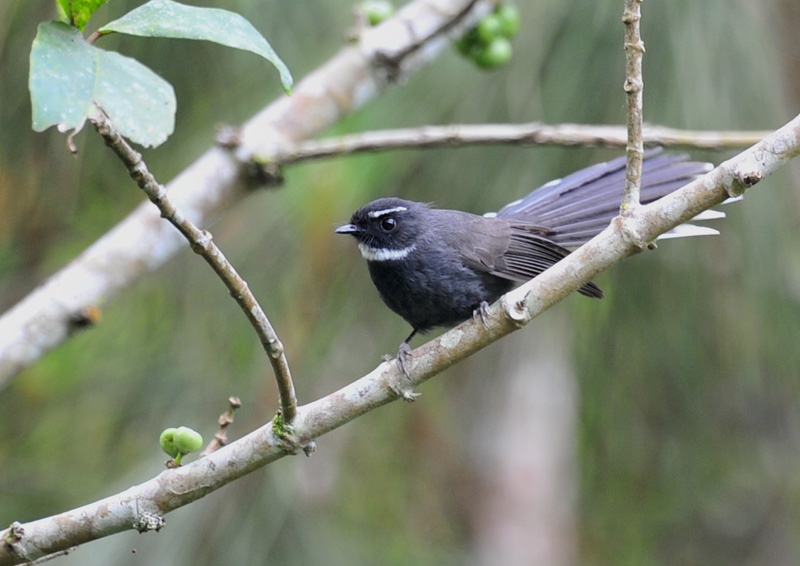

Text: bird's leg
xmin=396 ymin=328 xmax=417 ymax=377
xmin=391 ymin=329 xmax=420 ymax=402
xmin=473 ymin=301 xmax=491 ymax=329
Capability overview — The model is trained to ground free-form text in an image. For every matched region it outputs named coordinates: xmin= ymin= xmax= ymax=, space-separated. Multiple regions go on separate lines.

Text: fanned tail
xmin=491 ymin=149 xmax=718 ymax=249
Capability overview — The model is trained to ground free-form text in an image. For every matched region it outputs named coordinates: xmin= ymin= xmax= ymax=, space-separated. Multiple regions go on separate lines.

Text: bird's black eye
xmin=380 ymin=217 xmax=397 ymax=232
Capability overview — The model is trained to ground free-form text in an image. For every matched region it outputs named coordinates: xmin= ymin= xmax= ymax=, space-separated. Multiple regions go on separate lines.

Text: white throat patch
xmin=358 ymin=243 xmax=416 ymax=262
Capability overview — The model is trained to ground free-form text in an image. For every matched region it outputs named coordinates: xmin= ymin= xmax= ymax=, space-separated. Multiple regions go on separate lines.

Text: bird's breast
xmin=365 ymin=245 xmax=513 ymax=332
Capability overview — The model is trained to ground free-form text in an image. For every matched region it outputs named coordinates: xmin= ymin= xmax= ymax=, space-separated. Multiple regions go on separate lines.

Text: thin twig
xmin=201 ymin=396 xmax=243 ymax=457
xmin=19 ymin=546 xmax=76 ymax=565
xmin=621 ymin=0 xmax=645 ymax=211
xmin=254 ymin=123 xmax=768 ymax=168
xmin=373 ymin=0 xmax=485 ymax=80
xmin=90 ymin=114 xmax=297 ymax=424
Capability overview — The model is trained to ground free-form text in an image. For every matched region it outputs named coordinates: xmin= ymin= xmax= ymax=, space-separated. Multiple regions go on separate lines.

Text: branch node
xmin=623 ymin=77 xmax=643 ymax=93
xmin=501 ymin=294 xmax=529 ymax=327
xmin=389 ymin=381 xmax=420 ymax=403
xmin=272 ymin=409 xmax=301 ymax=453
xmin=151 ymin=183 xmax=167 ymax=202
xmin=2 ymin=522 xmax=27 ymax=561
xmin=190 ymin=230 xmax=213 ymax=254
xmin=302 ymin=440 xmax=317 ymax=457
xmin=215 ymin=124 xmax=242 ymax=149
xmin=615 ymin=215 xmax=648 ymax=252
xmin=268 ymin=339 xmax=285 ymax=359
xmin=247 ymin=159 xmax=285 ymax=188
xmin=68 ymin=304 xmax=103 ymax=330
xmin=4 ymin=522 xmax=23 ymax=545
xmin=132 ymin=512 xmax=165 ymax=533
xmin=734 ymin=169 xmax=763 ymax=190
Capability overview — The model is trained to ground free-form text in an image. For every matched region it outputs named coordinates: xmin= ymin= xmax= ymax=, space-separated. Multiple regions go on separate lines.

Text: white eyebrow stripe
xmin=358 ymin=243 xmax=416 ymax=262
xmin=367 ymin=206 xmax=408 ymax=219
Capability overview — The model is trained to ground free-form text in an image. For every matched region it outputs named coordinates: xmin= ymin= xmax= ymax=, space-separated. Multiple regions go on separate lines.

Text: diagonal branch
xmin=91 ymin=113 xmax=297 ymax=423
xmin=2 ymin=111 xmax=798 ymax=566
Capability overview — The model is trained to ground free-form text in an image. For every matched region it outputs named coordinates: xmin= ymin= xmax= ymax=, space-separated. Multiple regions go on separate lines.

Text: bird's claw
xmin=473 ymin=301 xmax=491 ymax=329
xmin=396 ymin=342 xmax=412 ymax=378
xmin=388 ymin=342 xmax=419 ymax=401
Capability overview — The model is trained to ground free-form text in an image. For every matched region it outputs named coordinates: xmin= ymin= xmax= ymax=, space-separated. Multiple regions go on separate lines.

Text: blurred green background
xmin=2 ymin=0 xmax=800 ymax=564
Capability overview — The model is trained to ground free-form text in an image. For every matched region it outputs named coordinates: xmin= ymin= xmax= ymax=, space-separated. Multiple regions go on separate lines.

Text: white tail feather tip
xmin=692 ymin=209 xmax=726 ymax=221
xmin=658 ymin=224 xmax=720 ymax=239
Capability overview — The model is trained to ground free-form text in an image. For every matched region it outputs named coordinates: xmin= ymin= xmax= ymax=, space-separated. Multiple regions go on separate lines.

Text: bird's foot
xmin=396 ymin=341 xmax=412 ymax=378
xmin=473 ymin=301 xmax=491 ymax=329
xmin=391 ymin=342 xmax=419 ymax=402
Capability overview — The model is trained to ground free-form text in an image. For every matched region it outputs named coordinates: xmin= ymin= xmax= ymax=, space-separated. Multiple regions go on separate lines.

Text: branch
xmin=0 ymin=0 xmax=494 ymax=389
xmin=260 ymin=123 xmax=768 ymax=166
xmin=622 ymin=0 xmax=645 ymax=210
xmin=3 ymin=112 xmax=798 ymax=566
xmin=200 ymin=396 xmax=243 ymax=457
xmin=91 ymin=114 xmax=297 ymax=423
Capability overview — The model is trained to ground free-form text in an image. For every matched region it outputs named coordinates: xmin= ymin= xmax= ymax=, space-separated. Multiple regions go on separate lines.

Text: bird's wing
xmin=491 ymin=224 xmax=603 ymax=298
xmin=440 ymin=213 xmax=603 ymax=299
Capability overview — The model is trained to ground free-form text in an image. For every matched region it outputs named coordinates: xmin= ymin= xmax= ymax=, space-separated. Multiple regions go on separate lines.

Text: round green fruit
xmin=173 ymin=426 xmax=204 ymax=454
xmin=496 ymin=4 xmax=521 ymax=38
xmin=474 ymin=37 xmax=513 ymax=69
xmin=476 ymin=14 xmax=503 ymax=44
xmin=159 ymin=428 xmax=180 ymax=458
xmin=363 ymin=0 xmax=395 ymax=26
xmin=455 ymin=28 xmax=481 ymax=56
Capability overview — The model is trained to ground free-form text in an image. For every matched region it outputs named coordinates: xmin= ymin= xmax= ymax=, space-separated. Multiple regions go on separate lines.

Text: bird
xmin=335 ymin=150 xmax=719 ymax=368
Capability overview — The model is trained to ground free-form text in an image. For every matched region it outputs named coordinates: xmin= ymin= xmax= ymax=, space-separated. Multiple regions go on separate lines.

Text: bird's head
xmin=336 ymin=198 xmax=429 ymax=262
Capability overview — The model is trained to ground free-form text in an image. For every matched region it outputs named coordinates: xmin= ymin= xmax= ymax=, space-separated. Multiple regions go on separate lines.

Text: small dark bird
xmin=336 ymin=151 xmax=718 ymax=364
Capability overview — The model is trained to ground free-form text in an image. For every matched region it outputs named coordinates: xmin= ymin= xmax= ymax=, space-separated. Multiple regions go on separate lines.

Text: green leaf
xmin=56 ymin=0 xmax=110 ymax=31
xmin=30 ymin=21 xmax=176 ymax=148
xmin=100 ymin=0 xmax=293 ymax=93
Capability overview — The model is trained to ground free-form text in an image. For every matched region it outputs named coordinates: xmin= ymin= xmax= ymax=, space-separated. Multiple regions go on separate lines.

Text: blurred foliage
xmin=1 ymin=0 xmax=800 ymax=565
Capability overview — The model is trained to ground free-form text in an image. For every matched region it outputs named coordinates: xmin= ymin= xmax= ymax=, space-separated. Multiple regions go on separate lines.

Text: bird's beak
xmin=335 ymin=224 xmax=360 ymax=235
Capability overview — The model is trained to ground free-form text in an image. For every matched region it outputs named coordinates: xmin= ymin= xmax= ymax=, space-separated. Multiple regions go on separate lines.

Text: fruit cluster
xmin=456 ymin=3 xmax=520 ymax=69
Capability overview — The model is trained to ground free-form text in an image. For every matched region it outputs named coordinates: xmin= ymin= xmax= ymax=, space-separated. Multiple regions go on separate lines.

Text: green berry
xmin=362 ymin=0 xmax=395 ymax=26
xmin=474 ymin=37 xmax=513 ymax=69
xmin=455 ymin=36 xmax=472 ymax=56
xmin=173 ymin=426 xmax=204 ymax=454
xmin=455 ymin=28 xmax=480 ymax=56
xmin=495 ymin=4 xmax=521 ymax=38
xmin=476 ymin=15 xmax=503 ymax=44
xmin=159 ymin=428 xmax=180 ymax=458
